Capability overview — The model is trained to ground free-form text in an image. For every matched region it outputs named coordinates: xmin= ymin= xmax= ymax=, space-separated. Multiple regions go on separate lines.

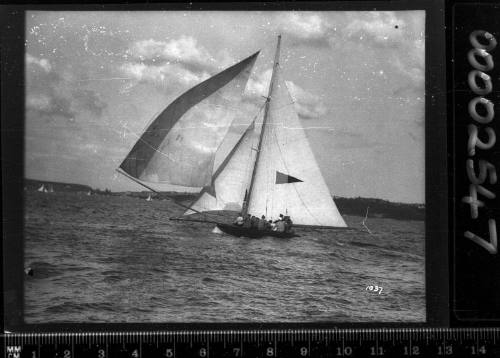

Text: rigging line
xmin=186 ymin=120 xmax=262 ymax=218
xmin=215 ymin=100 xmax=266 ymax=163
xmin=124 ymin=106 xmax=264 ymax=166
xmin=209 ymin=92 xmax=266 ymax=110
xmin=115 ymin=168 xmax=222 ymax=219
xmin=271 ymin=128 xmax=322 ymax=226
xmin=242 ymin=117 xmax=258 ymax=214
xmin=245 ymin=118 xmax=256 ymax=197
xmin=122 ymin=126 xmax=178 ymax=162
xmin=126 ymin=125 xmax=230 ymax=165
xmin=244 ymin=35 xmax=281 ymax=216
xmin=189 ymin=102 xmax=267 ymax=182
xmin=362 ymin=206 xmax=373 ymax=234
xmin=181 ymin=188 xmax=227 ymax=219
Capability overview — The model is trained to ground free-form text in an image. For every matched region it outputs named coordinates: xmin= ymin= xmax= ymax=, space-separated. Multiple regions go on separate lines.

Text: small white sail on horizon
xmin=118 ymin=35 xmax=347 ymax=229
xmin=37 ymin=184 xmax=48 ymax=193
xmin=146 ymin=194 xmax=152 ymax=201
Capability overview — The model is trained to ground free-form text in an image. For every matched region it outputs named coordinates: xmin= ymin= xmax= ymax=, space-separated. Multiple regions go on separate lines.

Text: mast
xmin=243 ymin=35 xmax=281 ymax=216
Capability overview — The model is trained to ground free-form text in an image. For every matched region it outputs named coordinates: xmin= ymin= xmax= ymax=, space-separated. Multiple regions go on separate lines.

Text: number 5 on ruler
xmin=465 ymin=219 xmax=498 ymax=254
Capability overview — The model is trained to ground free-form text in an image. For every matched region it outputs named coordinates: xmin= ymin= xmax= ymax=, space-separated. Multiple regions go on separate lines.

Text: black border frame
xmin=448 ymin=0 xmax=500 ymax=324
xmin=2 ymin=0 xmax=448 ymax=332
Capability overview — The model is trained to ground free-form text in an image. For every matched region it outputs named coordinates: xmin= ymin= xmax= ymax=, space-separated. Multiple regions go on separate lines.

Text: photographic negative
xmin=20 ymin=9 xmax=426 ymax=324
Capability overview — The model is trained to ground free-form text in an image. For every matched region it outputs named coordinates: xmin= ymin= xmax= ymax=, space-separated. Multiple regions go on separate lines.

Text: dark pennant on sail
xmin=275 ymin=171 xmax=303 ymax=184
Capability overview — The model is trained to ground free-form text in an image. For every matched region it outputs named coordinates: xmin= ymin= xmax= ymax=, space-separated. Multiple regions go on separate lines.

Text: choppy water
xmin=24 ymin=191 xmax=425 ymax=323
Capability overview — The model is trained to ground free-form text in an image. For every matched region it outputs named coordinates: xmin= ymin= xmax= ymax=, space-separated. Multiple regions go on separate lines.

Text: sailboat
xmin=48 ymin=185 xmax=54 ymax=193
xmin=37 ymin=184 xmax=48 ymax=193
xmin=118 ymin=35 xmax=347 ymax=237
xmin=146 ymin=194 xmax=152 ymax=201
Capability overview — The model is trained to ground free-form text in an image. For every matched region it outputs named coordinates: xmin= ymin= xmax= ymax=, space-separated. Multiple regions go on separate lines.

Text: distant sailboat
xmin=37 ymin=184 xmax=48 ymax=193
xmin=146 ymin=194 xmax=152 ymax=201
xmin=87 ymin=191 xmax=92 ymax=196
xmin=118 ymin=35 xmax=347 ymax=237
xmin=48 ymin=185 xmax=54 ymax=193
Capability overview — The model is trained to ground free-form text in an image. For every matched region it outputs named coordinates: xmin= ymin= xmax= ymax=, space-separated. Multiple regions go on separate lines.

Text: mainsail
xmin=119 ymin=51 xmax=259 ymax=187
xmin=183 ymin=121 xmax=258 ymax=215
xmin=245 ymin=36 xmax=347 ymax=227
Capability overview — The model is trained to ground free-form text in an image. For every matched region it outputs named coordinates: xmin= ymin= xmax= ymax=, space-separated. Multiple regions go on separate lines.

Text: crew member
xmin=250 ymin=215 xmax=259 ymax=229
xmin=276 ymin=219 xmax=286 ymax=232
xmin=258 ymin=215 xmax=266 ymax=230
xmin=284 ymin=215 xmax=293 ymax=232
xmin=243 ymin=214 xmax=252 ymax=228
xmin=234 ymin=213 xmax=244 ymax=226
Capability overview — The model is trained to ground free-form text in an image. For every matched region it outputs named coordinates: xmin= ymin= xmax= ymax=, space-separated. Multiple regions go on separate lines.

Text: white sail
xmin=184 ymin=121 xmax=258 ymax=215
xmin=119 ymin=52 xmax=259 ymax=187
xmin=37 ymin=184 xmax=45 ymax=192
xmin=146 ymin=194 xmax=152 ymax=201
xmin=246 ymin=43 xmax=346 ymax=227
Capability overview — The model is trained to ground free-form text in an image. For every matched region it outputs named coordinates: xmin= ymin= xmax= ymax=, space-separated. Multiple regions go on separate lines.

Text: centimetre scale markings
xmin=3 ymin=328 xmax=500 ymax=358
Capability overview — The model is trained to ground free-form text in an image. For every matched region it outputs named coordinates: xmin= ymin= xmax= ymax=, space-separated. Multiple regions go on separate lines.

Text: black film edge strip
xmin=450 ymin=1 xmax=500 ymax=323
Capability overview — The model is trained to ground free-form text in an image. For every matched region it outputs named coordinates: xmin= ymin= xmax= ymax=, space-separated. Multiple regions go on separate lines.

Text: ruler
xmin=3 ymin=328 xmax=500 ymax=357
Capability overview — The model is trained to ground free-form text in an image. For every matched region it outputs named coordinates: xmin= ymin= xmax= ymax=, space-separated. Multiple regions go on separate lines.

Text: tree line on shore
xmin=25 ymin=179 xmax=424 ymax=221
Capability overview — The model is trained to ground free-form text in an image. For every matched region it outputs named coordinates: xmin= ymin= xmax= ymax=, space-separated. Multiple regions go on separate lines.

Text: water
xmin=24 ymin=191 xmax=425 ymax=323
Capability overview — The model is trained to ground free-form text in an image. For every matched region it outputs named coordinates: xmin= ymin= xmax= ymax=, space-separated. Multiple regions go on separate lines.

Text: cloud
xmin=121 ymin=36 xmax=235 ymax=91
xmin=286 ymin=81 xmax=327 ymax=119
xmin=26 ymin=54 xmax=106 ymax=120
xmin=343 ymin=12 xmax=406 ymax=47
xmin=330 ymin=129 xmax=384 ymax=149
xmin=26 ymin=93 xmax=52 ymax=112
xmin=274 ymin=9 xmax=426 ymax=92
xmin=246 ymin=68 xmax=272 ymax=98
xmin=127 ymin=36 xmax=228 ymax=71
xmin=276 ymin=13 xmax=330 ymax=45
xmin=274 ymin=11 xmax=423 ymax=53
xmin=26 ymin=53 xmax=52 ymax=72
xmin=244 ymin=68 xmax=327 ymax=119
xmin=339 ymin=11 xmax=426 ymax=92
xmin=120 ymin=61 xmax=210 ymax=89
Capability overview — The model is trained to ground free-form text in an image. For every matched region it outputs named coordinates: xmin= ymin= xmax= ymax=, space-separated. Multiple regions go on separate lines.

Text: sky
xmin=25 ymin=10 xmax=425 ymax=203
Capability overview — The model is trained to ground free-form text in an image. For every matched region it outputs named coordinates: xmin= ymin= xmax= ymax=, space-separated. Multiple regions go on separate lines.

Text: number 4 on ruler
xmin=464 ymin=219 xmax=498 ymax=254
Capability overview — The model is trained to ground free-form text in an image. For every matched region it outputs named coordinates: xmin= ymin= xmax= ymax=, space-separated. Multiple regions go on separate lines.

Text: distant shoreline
xmin=24 ymin=178 xmax=425 ymax=221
